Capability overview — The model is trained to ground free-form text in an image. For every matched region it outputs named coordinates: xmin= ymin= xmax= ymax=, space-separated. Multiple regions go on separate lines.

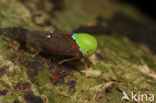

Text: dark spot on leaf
xmin=50 ymin=0 xmax=65 ymax=11
xmin=24 ymin=93 xmax=43 ymax=103
xmin=50 ymin=70 xmax=76 ymax=92
xmin=95 ymin=52 xmax=104 ymax=60
xmin=13 ymin=99 xmax=21 ymax=103
xmin=11 ymin=54 xmax=45 ymax=77
xmin=0 ymin=65 xmax=9 ymax=78
xmin=50 ymin=74 xmax=60 ymax=85
xmin=15 ymin=81 xmax=31 ymax=92
xmin=25 ymin=56 xmax=45 ymax=77
xmin=105 ymin=84 xmax=114 ymax=93
xmin=0 ymin=89 xmax=8 ymax=96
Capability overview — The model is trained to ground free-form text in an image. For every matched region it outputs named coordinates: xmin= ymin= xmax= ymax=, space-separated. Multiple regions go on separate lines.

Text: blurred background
xmin=1 ymin=0 xmax=155 ymax=53
xmin=0 ymin=0 xmax=156 ymax=103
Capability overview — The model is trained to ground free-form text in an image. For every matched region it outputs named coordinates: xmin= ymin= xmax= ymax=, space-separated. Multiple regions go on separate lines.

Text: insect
xmin=0 ymin=27 xmax=97 ymax=70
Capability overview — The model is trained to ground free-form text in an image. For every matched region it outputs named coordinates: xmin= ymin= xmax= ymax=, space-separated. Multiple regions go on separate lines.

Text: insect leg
xmin=58 ymin=57 xmax=80 ymax=64
xmin=81 ymin=58 xmax=89 ymax=72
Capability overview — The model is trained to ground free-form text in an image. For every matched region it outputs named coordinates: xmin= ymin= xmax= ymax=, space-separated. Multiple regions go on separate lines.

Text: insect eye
xmin=85 ymin=49 xmax=92 ymax=57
